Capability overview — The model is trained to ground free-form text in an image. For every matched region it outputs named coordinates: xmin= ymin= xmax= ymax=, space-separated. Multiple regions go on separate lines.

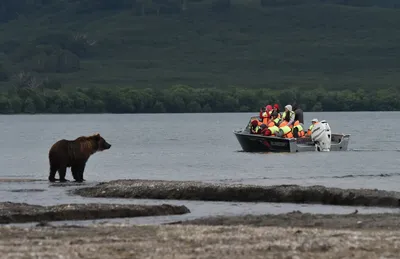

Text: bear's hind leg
xmin=71 ymin=166 xmax=80 ymax=182
xmin=58 ymin=166 xmax=69 ymax=182
xmin=48 ymin=165 xmax=58 ymax=182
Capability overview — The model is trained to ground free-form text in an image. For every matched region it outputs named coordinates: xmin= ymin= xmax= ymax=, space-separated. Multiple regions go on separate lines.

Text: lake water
xmin=1 ymin=112 xmax=400 ymax=226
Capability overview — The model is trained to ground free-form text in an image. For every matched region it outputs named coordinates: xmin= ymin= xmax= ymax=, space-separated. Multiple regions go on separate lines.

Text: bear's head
xmin=92 ymin=133 xmax=112 ymax=151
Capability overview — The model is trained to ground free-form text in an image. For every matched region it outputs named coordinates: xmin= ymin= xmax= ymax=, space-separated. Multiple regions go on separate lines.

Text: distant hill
xmin=0 ymin=0 xmax=400 ymax=92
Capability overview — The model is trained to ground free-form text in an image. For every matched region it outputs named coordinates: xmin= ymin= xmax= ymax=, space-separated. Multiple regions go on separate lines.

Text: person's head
xmin=311 ymin=118 xmax=318 ymax=124
xmin=260 ymin=124 xmax=267 ymax=130
xmin=292 ymin=102 xmax=299 ymax=110
xmin=284 ymin=104 xmax=292 ymax=112
xmin=266 ymin=105 xmax=273 ymax=112
xmin=251 ymin=120 xmax=259 ymax=127
xmin=273 ymin=104 xmax=280 ymax=111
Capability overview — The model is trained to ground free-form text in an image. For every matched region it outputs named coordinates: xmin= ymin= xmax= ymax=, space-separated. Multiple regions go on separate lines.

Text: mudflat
xmin=0 ymin=202 xmax=190 ymax=223
xmin=172 ymin=211 xmax=400 ymax=230
xmin=73 ymin=179 xmax=400 ymax=208
xmin=1 ymin=223 xmax=400 ymax=259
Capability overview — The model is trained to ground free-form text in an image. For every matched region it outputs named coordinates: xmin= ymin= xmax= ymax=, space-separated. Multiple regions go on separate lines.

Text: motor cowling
xmin=310 ymin=120 xmax=332 ymax=152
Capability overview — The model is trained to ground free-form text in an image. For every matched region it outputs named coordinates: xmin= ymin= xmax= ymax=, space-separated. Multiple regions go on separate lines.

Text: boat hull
xmin=233 ymin=130 xmax=350 ymax=153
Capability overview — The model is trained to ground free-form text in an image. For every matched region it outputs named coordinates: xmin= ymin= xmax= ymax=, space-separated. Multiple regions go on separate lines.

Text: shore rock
xmin=73 ymin=179 xmax=400 ymax=208
xmin=0 ymin=202 xmax=190 ymax=224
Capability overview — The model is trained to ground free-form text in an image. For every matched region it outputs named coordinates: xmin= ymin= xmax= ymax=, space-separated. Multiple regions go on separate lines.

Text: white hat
xmin=311 ymin=118 xmax=318 ymax=122
xmin=285 ymin=105 xmax=292 ymax=111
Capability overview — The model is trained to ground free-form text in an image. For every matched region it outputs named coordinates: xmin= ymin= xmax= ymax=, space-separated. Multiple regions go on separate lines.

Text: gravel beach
xmin=1 ymin=223 xmax=400 ymax=259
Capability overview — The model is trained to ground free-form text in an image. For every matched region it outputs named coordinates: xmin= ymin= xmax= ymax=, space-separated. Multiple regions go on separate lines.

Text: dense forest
xmin=0 ymin=0 xmax=399 ymax=113
xmin=1 ymin=84 xmax=398 ymax=113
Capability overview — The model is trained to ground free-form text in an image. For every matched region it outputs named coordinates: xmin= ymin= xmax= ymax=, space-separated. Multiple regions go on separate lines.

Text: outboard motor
xmin=310 ymin=120 xmax=332 ymax=152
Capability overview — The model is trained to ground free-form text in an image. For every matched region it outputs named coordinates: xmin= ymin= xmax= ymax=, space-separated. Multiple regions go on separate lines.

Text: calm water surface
xmin=1 ymin=112 xmax=400 ymax=225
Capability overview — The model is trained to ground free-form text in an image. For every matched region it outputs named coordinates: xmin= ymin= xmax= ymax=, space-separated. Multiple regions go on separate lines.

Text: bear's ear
xmin=93 ymin=133 xmax=101 ymax=140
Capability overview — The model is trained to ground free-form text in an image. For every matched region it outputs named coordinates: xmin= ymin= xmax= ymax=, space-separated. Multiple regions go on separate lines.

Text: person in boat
xmin=260 ymin=124 xmax=270 ymax=136
xmin=260 ymin=107 xmax=269 ymax=123
xmin=280 ymin=104 xmax=295 ymax=128
xmin=259 ymin=124 xmax=268 ymax=135
xmin=267 ymin=110 xmax=281 ymax=127
xmin=275 ymin=124 xmax=294 ymax=138
xmin=292 ymin=121 xmax=305 ymax=138
xmin=259 ymin=107 xmax=267 ymax=124
xmin=259 ymin=105 xmax=272 ymax=124
xmin=307 ymin=118 xmax=319 ymax=136
xmin=292 ymin=102 xmax=304 ymax=125
xmin=259 ymin=106 xmax=266 ymax=117
xmin=272 ymin=103 xmax=281 ymax=118
xmin=261 ymin=123 xmax=280 ymax=137
xmin=250 ymin=119 xmax=261 ymax=134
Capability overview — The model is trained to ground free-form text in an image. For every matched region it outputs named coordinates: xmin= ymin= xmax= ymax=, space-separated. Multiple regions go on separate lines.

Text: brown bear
xmin=48 ymin=133 xmax=111 ymax=183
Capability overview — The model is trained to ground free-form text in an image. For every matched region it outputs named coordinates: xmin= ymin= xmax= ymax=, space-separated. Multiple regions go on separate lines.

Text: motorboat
xmin=233 ymin=116 xmax=350 ymax=153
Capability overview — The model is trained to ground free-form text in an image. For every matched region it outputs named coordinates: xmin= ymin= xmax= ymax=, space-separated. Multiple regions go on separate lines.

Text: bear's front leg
xmin=72 ymin=164 xmax=86 ymax=183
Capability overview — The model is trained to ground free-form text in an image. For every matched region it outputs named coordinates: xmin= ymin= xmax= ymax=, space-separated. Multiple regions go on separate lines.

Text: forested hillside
xmin=0 ymin=0 xmax=399 ymax=113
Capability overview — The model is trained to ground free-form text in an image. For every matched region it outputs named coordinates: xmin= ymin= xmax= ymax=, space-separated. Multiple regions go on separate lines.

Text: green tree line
xmin=0 ymin=84 xmax=398 ymax=114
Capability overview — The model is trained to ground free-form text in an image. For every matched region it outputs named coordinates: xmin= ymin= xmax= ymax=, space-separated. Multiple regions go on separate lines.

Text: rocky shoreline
xmin=0 ymin=202 xmax=190 ymax=224
xmin=73 ymin=179 xmax=400 ymax=208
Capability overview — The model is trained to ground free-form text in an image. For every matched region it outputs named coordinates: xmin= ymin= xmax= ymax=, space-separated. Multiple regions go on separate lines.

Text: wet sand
xmin=73 ymin=179 xmax=400 ymax=208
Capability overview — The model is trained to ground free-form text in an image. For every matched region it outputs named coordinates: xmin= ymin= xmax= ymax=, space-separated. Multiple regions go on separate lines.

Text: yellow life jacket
xmin=282 ymin=110 xmax=295 ymax=121
xmin=268 ymin=125 xmax=279 ymax=135
xmin=307 ymin=123 xmax=315 ymax=136
xmin=293 ymin=123 xmax=305 ymax=138
xmin=280 ymin=125 xmax=291 ymax=135
xmin=293 ymin=123 xmax=303 ymax=132
xmin=252 ymin=125 xmax=260 ymax=133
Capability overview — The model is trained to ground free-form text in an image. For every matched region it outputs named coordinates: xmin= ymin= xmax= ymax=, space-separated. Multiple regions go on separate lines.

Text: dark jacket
xmin=292 ymin=103 xmax=304 ymax=124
